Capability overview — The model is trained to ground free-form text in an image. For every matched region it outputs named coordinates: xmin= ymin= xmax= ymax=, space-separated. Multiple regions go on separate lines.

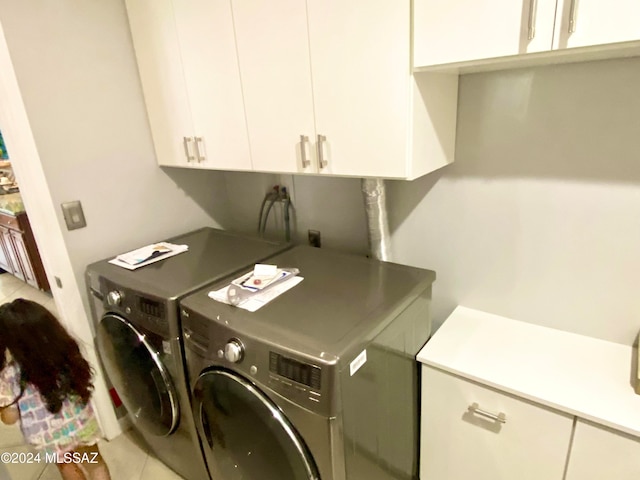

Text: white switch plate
xmin=61 ymin=200 xmax=87 ymax=230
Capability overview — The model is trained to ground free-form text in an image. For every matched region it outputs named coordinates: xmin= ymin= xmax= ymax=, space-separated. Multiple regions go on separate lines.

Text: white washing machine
xmin=180 ymin=246 xmax=435 ymax=480
xmin=86 ymin=227 xmax=290 ymax=480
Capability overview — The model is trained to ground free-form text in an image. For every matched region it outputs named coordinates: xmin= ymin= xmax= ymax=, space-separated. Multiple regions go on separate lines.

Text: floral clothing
xmin=0 ymin=362 xmax=101 ymax=454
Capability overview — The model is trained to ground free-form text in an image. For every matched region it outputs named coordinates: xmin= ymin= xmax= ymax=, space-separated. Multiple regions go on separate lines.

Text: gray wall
xmin=389 ymin=57 xmax=640 ymax=345
xmin=222 ymin=171 xmax=369 ymax=254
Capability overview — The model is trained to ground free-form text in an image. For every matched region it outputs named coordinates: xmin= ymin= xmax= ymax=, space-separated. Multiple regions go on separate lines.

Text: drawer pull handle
xmin=468 ymin=402 xmax=507 ymax=424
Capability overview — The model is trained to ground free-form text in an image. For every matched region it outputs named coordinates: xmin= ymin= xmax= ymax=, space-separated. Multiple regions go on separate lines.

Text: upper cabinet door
xmin=231 ymin=0 xmax=317 ymax=174
xmin=172 ymin=0 xmax=252 ymax=171
xmin=126 ymin=0 xmax=194 ymax=166
xmin=307 ymin=0 xmax=411 ymax=178
xmin=553 ymin=0 xmax=640 ymax=50
xmin=413 ymin=0 xmax=558 ymax=67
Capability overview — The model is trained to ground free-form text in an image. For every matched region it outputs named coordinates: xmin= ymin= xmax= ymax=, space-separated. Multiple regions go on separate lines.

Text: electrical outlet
xmin=308 ymin=230 xmax=321 ymax=248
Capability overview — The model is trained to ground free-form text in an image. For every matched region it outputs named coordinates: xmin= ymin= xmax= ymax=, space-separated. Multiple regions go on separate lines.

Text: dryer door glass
xmin=194 ymin=369 xmax=320 ymax=480
xmin=96 ymin=313 xmax=179 ymax=436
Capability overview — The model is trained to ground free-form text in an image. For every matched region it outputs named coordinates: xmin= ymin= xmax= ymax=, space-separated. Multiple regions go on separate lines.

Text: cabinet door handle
xmin=183 ymin=137 xmax=195 ymax=162
xmin=468 ymin=402 xmax=507 ymax=424
xmin=194 ymin=136 xmax=205 ymax=162
xmin=317 ymin=134 xmax=328 ymax=169
xmin=527 ymin=0 xmax=538 ymax=40
xmin=300 ymin=135 xmax=310 ymax=168
xmin=568 ymin=0 xmax=578 ymax=33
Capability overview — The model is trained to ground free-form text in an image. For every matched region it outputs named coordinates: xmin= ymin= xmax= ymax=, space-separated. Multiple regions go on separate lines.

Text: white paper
xmin=209 ymin=276 xmax=303 ymax=312
xmin=108 ymin=242 xmax=188 ymax=270
xmin=232 ymin=268 xmax=296 ymax=292
xmin=253 ymin=264 xmax=277 ymax=277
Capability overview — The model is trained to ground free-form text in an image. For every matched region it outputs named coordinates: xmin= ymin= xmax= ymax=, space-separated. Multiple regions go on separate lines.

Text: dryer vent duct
xmin=361 ymin=178 xmax=391 ymax=262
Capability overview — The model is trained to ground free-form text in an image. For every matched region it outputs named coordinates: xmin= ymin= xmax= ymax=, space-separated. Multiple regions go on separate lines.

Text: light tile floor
xmin=0 ymin=273 xmax=186 ymax=480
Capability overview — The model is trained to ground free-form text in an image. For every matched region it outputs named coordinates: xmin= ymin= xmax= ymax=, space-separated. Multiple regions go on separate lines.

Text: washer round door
xmin=96 ymin=313 xmax=179 ymax=436
xmin=193 ymin=369 xmax=320 ymax=480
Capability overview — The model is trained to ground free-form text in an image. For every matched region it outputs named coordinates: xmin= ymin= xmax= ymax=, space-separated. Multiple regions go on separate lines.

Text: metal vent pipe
xmin=361 ymin=178 xmax=391 ymax=262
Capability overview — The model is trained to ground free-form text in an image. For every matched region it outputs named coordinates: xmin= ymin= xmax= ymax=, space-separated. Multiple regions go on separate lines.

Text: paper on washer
xmin=208 ymin=276 xmax=303 ymax=312
xmin=108 ymin=242 xmax=189 ymax=270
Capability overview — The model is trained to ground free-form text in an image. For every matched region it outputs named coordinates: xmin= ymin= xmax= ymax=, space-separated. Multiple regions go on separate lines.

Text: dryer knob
xmin=224 ymin=339 xmax=244 ymax=363
xmin=107 ymin=291 xmax=123 ymax=306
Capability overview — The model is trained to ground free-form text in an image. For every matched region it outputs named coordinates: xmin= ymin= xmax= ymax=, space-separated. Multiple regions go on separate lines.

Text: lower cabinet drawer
xmin=565 ymin=419 xmax=640 ymax=479
xmin=420 ymin=365 xmax=573 ymax=480
xmin=0 ymin=212 xmax=19 ymax=230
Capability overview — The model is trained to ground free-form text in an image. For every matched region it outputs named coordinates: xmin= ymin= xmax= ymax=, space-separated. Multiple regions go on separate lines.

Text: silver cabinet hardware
xmin=468 ymin=402 xmax=507 ymax=423
xmin=528 ymin=0 xmax=538 ymax=40
xmin=569 ymin=0 xmax=578 ymax=33
xmin=183 ymin=136 xmax=195 ymax=162
xmin=317 ymin=134 xmax=328 ymax=169
xmin=194 ymin=136 xmax=205 ymax=162
xmin=300 ymin=135 xmax=310 ymax=168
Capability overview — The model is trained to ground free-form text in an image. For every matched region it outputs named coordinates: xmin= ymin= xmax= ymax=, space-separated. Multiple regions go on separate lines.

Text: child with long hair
xmin=0 ymin=298 xmax=111 ymax=480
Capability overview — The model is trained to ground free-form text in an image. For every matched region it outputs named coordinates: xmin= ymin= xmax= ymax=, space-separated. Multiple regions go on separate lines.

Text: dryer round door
xmin=96 ymin=313 xmax=179 ymax=436
xmin=193 ymin=369 xmax=320 ymax=480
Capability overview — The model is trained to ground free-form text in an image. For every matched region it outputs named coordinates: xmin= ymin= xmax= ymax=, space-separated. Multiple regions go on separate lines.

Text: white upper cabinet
xmin=231 ymin=0 xmax=457 ymax=179
xmin=553 ymin=0 xmax=640 ymax=49
xmin=126 ymin=0 xmax=193 ymax=167
xmin=307 ymin=0 xmax=412 ymax=178
xmin=126 ymin=0 xmax=251 ymax=170
xmin=414 ymin=0 xmax=558 ymax=66
xmin=414 ymin=0 xmax=640 ymax=69
xmin=173 ymin=0 xmax=251 ymax=170
xmin=127 ymin=1 xmax=457 ymax=179
xmin=231 ymin=1 xmax=316 ymax=175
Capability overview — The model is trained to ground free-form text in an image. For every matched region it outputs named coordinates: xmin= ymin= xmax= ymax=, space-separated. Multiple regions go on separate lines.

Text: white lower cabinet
xmin=420 ymin=366 xmax=573 ymax=480
xmin=565 ymin=420 xmax=640 ymax=480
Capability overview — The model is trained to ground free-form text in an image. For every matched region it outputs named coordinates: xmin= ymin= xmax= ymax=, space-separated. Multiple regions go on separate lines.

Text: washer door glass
xmin=96 ymin=313 xmax=179 ymax=436
xmin=194 ymin=369 xmax=320 ymax=480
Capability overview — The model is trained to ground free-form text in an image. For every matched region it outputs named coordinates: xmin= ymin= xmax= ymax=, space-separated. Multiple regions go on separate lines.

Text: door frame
xmin=0 ymin=20 xmax=120 ymax=438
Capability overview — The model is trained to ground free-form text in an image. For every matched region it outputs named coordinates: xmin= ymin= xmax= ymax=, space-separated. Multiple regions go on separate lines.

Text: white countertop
xmin=417 ymin=306 xmax=640 ymax=437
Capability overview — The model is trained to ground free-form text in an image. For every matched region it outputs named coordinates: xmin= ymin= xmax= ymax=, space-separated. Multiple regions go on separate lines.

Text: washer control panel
xmin=224 ymin=339 xmax=244 ymax=363
xmin=100 ymin=278 xmax=168 ymax=336
xmin=181 ymin=307 xmax=335 ymax=416
xmin=106 ymin=290 xmax=123 ymax=307
xmin=269 ymin=352 xmax=321 ymax=390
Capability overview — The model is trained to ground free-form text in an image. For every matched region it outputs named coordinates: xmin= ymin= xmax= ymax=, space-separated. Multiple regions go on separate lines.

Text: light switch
xmin=61 ymin=200 xmax=87 ymax=230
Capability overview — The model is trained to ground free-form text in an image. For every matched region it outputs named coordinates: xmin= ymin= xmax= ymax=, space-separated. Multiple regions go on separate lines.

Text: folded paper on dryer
xmin=108 ymin=242 xmax=188 ymax=270
xmin=209 ymin=267 xmax=303 ymax=312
